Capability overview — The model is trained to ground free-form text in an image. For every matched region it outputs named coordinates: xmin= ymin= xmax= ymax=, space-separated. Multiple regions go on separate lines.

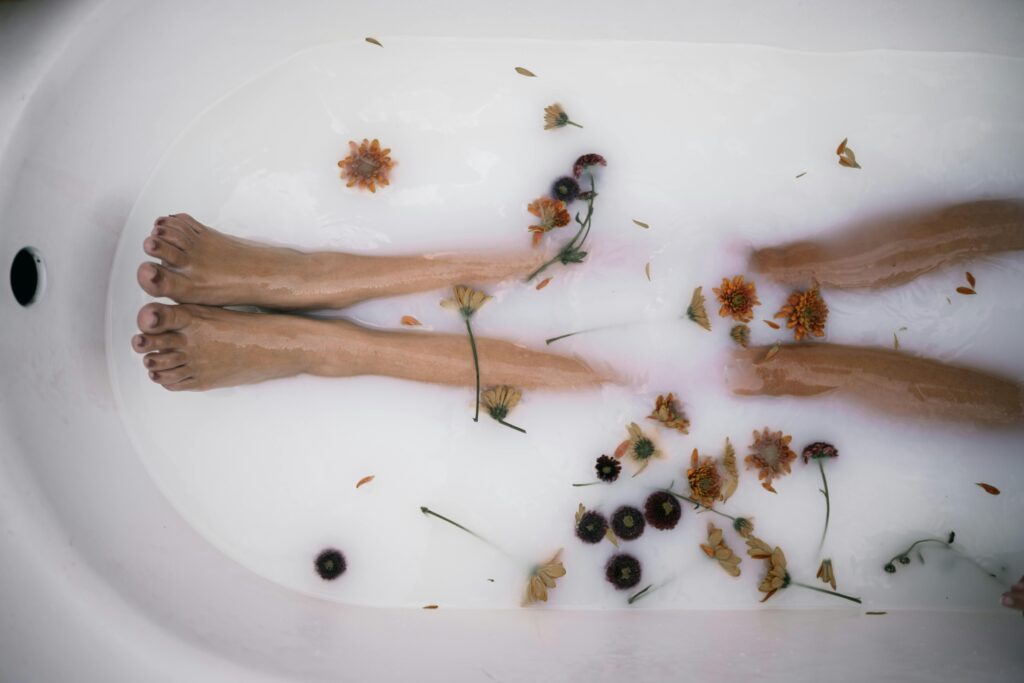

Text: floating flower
xmin=803 ymin=441 xmax=838 ymax=550
xmin=524 ymin=550 xmax=566 ymax=605
xmin=479 ymin=386 xmax=526 ymax=433
xmin=733 ymin=517 xmax=755 ymax=538
xmin=775 ymin=286 xmax=829 ymax=341
xmin=713 ymin=275 xmax=761 ymax=322
xmin=836 ymin=137 xmax=861 ymax=169
xmin=701 ymin=523 xmax=742 ymax=577
xmin=686 ymin=286 xmax=711 ymax=331
xmin=337 ymin=138 xmax=394 ymax=193
xmin=573 ymin=153 xmax=607 ymax=179
xmin=551 ymin=176 xmax=581 ymax=203
xmin=730 ymin=324 xmax=750 ymax=347
xmin=643 ymin=491 xmax=682 ymax=530
xmin=527 ymin=197 xmax=571 ymax=246
xmin=605 ymin=553 xmax=642 ymax=590
xmin=315 ymin=548 xmax=346 ymax=580
xmin=745 ymin=428 xmax=797 ymax=493
xmin=817 ymin=558 xmax=836 ymax=590
xmin=575 ymin=505 xmax=609 ymax=544
xmin=647 ymin=392 xmax=690 ymax=433
xmin=611 ymin=506 xmax=646 ymax=541
xmin=441 ymin=285 xmax=491 ymax=421
xmin=596 ymin=455 xmax=622 ymax=483
xmin=614 ymin=423 xmax=663 ymax=475
xmin=543 ymin=103 xmax=583 ymax=130
xmin=688 ymin=448 xmax=723 ymax=507
xmin=748 ymin=536 xmax=861 ymax=604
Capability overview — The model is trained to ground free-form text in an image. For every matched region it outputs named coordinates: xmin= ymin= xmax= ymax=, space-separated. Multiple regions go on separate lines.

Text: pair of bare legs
xmin=131 ymin=213 xmax=607 ymax=391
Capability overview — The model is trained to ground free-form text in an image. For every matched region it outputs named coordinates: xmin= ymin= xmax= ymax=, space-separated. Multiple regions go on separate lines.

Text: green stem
xmin=627 ymin=584 xmax=655 ymax=604
xmin=465 ymin=318 xmax=481 ymax=422
xmin=497 ymin=419 xmax=526 ymax=434
xmin=524 ymin=175 xmax=597 ymax=283
xmin=662 ymin=488 xmax=737 ymax=522
xmin=791 ymin=580 xmax=862 ymax=604
xmin=567 ymin=120 xmax=584 ymax=128
xmin=818 ymin=459 xmax=830 ymax=553
xmin=572 ymin=481 xmax=603 ymax=487
xmin=545 ymin=320 xmax=639 ymax=345
xmin=420 ymin=506 xmax=498 ymax=550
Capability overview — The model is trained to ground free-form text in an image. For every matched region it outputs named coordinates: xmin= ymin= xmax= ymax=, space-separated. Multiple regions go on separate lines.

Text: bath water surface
xmin=107 ymin=39 xmax=1024 ymax=609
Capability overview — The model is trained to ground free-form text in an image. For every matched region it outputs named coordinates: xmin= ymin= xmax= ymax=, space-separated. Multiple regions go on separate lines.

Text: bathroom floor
xmin=107 ymin=39 xmax=1024 ymax=609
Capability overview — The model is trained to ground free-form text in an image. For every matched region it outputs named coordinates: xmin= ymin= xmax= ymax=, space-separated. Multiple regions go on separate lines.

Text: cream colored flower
xmin=441 ymin=285 xmax=491 ymax=318
xmin=613 ymin=422 xmax=663 ymax=475
xmin=480 ymin=386 xmax=521 ymax=421
xmin=523 ymin=550 xmax=566 ymax=606
xmin=746 ymin=536 xmax=789 ymax=602
xmin=647 ymin=392 xmax=690 ymax=433
xmin=700 ymin=523 xmax=741 ymax=577
xmin=817 ymin=558 xmax=836 ymax=590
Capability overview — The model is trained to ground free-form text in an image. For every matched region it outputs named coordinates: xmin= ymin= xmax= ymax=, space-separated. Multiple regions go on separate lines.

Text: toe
xmin=152 ymin=223 xmax=193 ymax=250
xmin=143 ymin=236 xmax=188 ymax=268
xmin=132 ymin=331 xmax=186 ymax=353
xmin=149 ymin=365 xmax=194 ymax=386
xmin=165 ymin=377 xmax=200 ymax=392
xmin=144 ymin=350 xmax=187 ymax=371
xmin=137 ymin=303 xmax=193 ymax=333
xmin=168 ymin=213 xmax=204 ymax=234
xmin=137 ymin=262 xmax=192 ymax=301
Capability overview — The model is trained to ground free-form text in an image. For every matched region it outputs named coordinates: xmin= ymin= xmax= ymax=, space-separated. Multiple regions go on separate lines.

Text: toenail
xmin=154 ymin=227 xmax=165 ymax=236
xmin=145 ymin=358 xmax=155 ymax=368
xmin=150 ymin=267 xmax=161 ymax=283
xmin=134 ymin=335 xmax=146 ymax=348
xmin=155 ymin=218 xmax=166 ymax=226
xmin=150 ymin=310 xmax=161 ymax=327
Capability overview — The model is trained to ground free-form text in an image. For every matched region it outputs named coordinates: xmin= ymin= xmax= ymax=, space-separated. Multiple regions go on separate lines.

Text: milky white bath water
xmin=107 ymin=39 xmax=1024 ymax=610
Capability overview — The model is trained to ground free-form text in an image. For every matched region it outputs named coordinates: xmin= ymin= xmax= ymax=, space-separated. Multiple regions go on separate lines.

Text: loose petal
xmin=966 ymin=271 xmax=976 ymax=288
xmin=535 ymin=277 xmax=552 ymax=290
xmin=976 ymin=482 xmax=1000 ymax=495
xmin=645 ymin=263 xmax=652 ymax=281
xmin=356 ymin=475 xmax=375 ymax=489
xmin=422 ymin=604 xmax=439 ymax=609
xmin=956 ymin=287 xmax=976 ymax=295
xmin=401 ymin=315 xmax=422 ymax=326
xmin=515 ymin=67 xmax=536 ymax=77
xmin=836 ymin=138 xmax=848 ymax=155
xmin=365 ymin=37 xmax=383 ymax=47
xmin=764 ymin=344 xmax=780 ymax=362
xmin=762 ymin=319 xmax=780 ymax=329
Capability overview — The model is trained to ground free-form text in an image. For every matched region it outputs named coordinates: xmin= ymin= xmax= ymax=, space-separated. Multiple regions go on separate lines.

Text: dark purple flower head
xmin=315 ymin=548 xmax=346 ymax=580
xmin=605 ymin=553 xmax=642 ymax=590
xmin=802 ymin=441 xmax=839 ymax=464
xmin=643 ymin=491 xmax=682 ymax=530
xmin=611 ymin=505 xmax=645 ymax=541
xmin=576 ymin=510 xmax=609 ymax=544
xmin=573 ymin=153 xmax=607 ymax=179
xmin=595 ymin=455 xmax=622 ymax=483
xmin=551 ymin=176 xmax=580 ymax=203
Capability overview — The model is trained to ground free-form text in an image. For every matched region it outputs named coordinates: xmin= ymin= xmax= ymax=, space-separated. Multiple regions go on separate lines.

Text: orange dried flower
xmin=647 ymin=392 xmax=690 ymax=433
xmin=745 ymin=428 xmax=796 ymax=493
xmin=337 ymin=138 xmax=394 ymax=193
xmin=527 ymin=197 xmax=571 ymax=246
xmin=713 ymin=275 xmax=760 ymax=322
xmin=688 ymin=448 xmax=723 ymax=507
xmin=775 ymin=286 xmax=828 ymax=341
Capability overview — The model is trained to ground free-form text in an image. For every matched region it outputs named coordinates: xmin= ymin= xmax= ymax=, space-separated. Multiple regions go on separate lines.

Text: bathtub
xmin=2 ymin=1 xmax=1023 ymax=681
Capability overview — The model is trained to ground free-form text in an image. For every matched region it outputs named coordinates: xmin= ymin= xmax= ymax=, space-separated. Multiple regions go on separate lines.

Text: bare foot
xmin=130 ymin=303 xmax=362 ymax=391
xmin=137 ymin=214 xmax=546 ymax=309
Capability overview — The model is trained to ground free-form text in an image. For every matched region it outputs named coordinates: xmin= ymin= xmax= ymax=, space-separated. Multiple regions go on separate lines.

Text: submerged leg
xmin=131 ymin=303 xmax=607 ymax=392
xmin=138 ymin=213 xmax=544 ymax=309
xmin=750 ymin=199 xmax=1024 ymax=289
xmin=727 ymin=343 xmax=1024 ymax=426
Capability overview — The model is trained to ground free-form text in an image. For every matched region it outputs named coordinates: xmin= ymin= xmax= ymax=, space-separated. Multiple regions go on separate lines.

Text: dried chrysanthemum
xmin=721 ymin=438 xmax=739 ymax=502
xmin=730 ymin=324 xmax=751 ymax=347
xmin=543 ymin=103 xmax=583 ymax=130
xmin=573 ymin=153 xmax=607 ymax=179
xmin=688 ymin=448 xmax=723 ymax=507
xmin=701 ymin=523 xmax=742 ymax=577
xmin=605 ymin=553 xmax=642 ymax=590
xmin=817 ymin=558 xmax=837 ymax=590
xmin=575 ymin=507 xmax=609 ymax=545
xmin=713 ymin=275 xmax=761 ymax=322
xmin=757 ymin=545 xmax=789 ymax=602
xmin=802 ymin=441 xmax=839 ymax=464
xmin=647 ymin=393 xmax=690 ymax=433
xmin=745 ymin=428 xmax=797 ymax=493
xmin=775 ymin=286 xmax=829 ymax=341
xmin=643 ymin=491 xmax=682 ymax=530
xmin=441 ymin=285 xmax=491 ymax=319
xmin=337 ymin=138 xmax=394 ymax=193
xmin=611 ymin=506 xmax=646 ymax=541
xmin=686 ymin=286 xmax=711 ymax=331
xmin=527 ymin=197 xmax=571 ymax=246
xmin=614 ymin=422 xmax=663 ymax=475
xmin=523 ymin=550 xmax=566 ymax=605
xmin=315 ymin=548 xmax=346 ymax=580
xmin=595 ymin=455 xmax=622 ymax=483
xmin=552 ymin=176 xmax=581 ymax=203
xmin=479 ymin=385 xmax=526 ymax=432
xmin=733 ymin=517 xmax=755 ymax=538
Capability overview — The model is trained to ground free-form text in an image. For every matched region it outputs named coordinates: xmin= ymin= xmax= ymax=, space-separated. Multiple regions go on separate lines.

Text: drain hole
xmin=10 ymin=247 xmax=44 ymax=306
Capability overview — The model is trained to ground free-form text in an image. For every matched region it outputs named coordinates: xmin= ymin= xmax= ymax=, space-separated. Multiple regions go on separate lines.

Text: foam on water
xmin=107 ymin=39 xmax=1024 ymax=609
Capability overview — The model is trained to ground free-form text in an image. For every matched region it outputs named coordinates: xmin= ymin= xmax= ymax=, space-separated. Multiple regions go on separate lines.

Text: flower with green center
xmin=479 ymin=385 xmax=526 ymax=433
xmin=606 ymin=553 xmax=642 ymax=590
xmin=611 ymin=506 xmax=646 ymax=541
xmin=543 ymin=103 xmax=584 ymax=130
xmin=643 ymin=491 xmax=682 ymax=530
xmin=614 ymin=423 xmax=663 ymax=476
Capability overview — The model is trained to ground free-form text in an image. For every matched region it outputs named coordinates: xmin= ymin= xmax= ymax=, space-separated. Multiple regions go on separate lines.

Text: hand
xmin=1002 ymin=576 xmax=1024 ymax=611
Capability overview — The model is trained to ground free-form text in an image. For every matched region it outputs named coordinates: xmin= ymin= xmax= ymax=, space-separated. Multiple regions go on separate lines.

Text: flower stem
xmin=627 ymin=584 xmax=655 ymax=604
xmin=498 ymin=419 xmax=527 ymax=434
xmin=817 ymin=459 xmax=830 ymax=553
xmin=567 ymin=120 xmax=584 ymax=128
xmin=662 ymin=488 xmax=737 ymax=522
xmin=525 ymin=175 xmax=597 ymax=283
xmin=791 ymin=580 xmax=862 ymax=604
xmin=465 ymin=318 xmax=481 ymax=422
xmin=545 ymin=320 xmax=639 ymax=345
xmin=420 ymin=506 xmax=498 ymax=549
xmin=572 ymin=481 xmax=603 ymax=487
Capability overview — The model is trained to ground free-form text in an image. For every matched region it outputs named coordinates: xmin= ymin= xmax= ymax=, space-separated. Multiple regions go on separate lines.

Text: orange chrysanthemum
xmin=745 ymin=428 xmax=796 ymax=493
xmin=647 ymin=392 xmax=690 ymax=433
xmin=775 ymin=286 xmax=828 ymax=341
xmin=713 ymin=275 xmax=761 ymax=322
xmin=337 ymin=138 xmax=394 ymax=193
xmin=527 ymin=197 xmax=571 ymax=246
xmin=687 ymin=448 xmax=723 ymax=507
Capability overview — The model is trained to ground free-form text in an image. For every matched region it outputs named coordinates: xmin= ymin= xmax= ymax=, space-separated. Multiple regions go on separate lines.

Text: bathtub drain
xmin=10 ymin=247 xmax=44 ymax=306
